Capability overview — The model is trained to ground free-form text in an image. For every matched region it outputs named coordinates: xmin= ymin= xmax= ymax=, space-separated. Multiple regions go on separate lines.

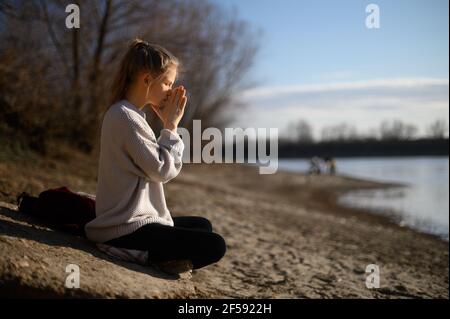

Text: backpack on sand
xmin=16 ymin=186 xmax=96 ymax=237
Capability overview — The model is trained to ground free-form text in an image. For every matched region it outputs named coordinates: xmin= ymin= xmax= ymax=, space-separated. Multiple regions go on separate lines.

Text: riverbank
xmin=0 ymin=146 xmax=448 ymax=298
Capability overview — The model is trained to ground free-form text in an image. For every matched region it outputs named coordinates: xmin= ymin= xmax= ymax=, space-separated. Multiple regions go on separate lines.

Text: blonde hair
xmin=109 ymin=38 xmax=180 ymax=106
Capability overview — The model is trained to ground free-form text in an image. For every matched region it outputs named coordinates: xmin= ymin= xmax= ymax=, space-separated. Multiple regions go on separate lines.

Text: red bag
xmin=17 ymin=186 xmax=96 ymax=237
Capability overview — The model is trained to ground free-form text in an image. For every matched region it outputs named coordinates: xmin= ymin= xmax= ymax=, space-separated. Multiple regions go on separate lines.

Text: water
xmin=277 ymin=157 xmax=449 ymax=241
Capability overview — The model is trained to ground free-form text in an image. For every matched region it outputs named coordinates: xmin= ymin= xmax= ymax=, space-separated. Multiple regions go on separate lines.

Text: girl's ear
xmin=144 ymin=73 xmax=151 ymax=86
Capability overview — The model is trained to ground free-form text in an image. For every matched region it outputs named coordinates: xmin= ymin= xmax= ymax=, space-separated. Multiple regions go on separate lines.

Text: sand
xmin=0 ymin=148 xmax=448 ymax=298
xmin=170 ymin=163 xmax=448 ymax=298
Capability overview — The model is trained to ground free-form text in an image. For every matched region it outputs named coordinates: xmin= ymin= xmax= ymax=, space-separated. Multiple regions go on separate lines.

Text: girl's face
xmin=147 ymin=66 xmax=177 ymax=107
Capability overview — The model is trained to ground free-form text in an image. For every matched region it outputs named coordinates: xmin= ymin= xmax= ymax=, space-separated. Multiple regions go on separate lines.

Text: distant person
xmin=325 ymin=157 xmax=337 ymax=175
xmin=84 ymin=39 xmax=226 ymax=275
xmin=309 ymin=156 xmax=323 ymax=175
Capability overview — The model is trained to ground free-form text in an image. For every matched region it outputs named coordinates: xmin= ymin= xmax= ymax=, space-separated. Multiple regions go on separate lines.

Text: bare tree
xmin=321 ymin=123 xmax=358 ymax=142
xmin=379 ymin=120 xmax=418 ymax=141
xmin=287 ymin=119 xmax=314 ymax=143
xmin=426 ymin=119 xmax=448 ymax=139
xmin=0 ymin=0 xmax=260 ymax=154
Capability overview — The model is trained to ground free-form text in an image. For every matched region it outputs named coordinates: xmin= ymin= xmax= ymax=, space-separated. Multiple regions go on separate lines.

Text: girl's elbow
xmin=154 ymin=163 xmax=183 ymax=183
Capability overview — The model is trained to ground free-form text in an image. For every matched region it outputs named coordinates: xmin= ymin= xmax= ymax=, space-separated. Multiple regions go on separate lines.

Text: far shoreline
xmin=320 ymin=177 xmax=448 ymax=243
xmin=336 ymin=181 xmax=449 ymax=243
xmin=272 ymin=158 xmax=448 ymax=242
xmin=241 ymin=161 xmax=448 ymax=244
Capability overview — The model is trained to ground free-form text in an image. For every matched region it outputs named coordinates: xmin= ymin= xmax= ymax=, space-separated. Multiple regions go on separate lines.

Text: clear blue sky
xmin=212 ymin=0 xmax=449 ymax=86
xmin=210 ymin=0 xmax=449 ymax=138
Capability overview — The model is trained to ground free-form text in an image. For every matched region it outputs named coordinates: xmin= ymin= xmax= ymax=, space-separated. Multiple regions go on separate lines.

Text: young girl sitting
xmin=84 ymin=38 xmax=226 ymax=275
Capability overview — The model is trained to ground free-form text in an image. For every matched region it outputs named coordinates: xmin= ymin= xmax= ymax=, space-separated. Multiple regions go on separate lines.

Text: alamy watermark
xmin=66 ymin=3 xmax=380 ymax=30
xmin=366 ymin=4 xmax=380 ymax=29
xmin=65 ymin=4 xmax=80 ymax=29
xmin=365 ymin=264 xmax=380 ymax=289
xmin=170 ymin=120 xmax=279 ymax=175
xmin=65 ymin=263 xmax=80 ymax=289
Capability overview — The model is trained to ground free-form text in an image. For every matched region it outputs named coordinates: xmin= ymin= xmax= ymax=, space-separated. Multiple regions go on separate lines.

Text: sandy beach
xmin=0 ymin=147 xmax=448 ymax=298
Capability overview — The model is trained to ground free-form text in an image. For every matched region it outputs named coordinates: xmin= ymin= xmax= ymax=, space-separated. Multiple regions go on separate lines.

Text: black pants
xmin=105 ymin=216 xmax=227 ymax=270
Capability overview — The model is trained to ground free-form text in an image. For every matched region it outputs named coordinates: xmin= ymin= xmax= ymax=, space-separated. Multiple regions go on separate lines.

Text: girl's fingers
xmin=173 ymin=89 xmax=182 ymax=105
xmin=179 ymin=97 xmax=187 ymax=115
xmin=169 ymin=90 xmax=175 ymax=104
xmin=177 ymin=87 xmax=185 ymax=102
xmin=168 ymin=86 xmax=186 ymax=112
xmin=173 ymin=88 xmax=184 ymax=107
xmin=169 ymin=88 xmax=179 ymax=104
xmin=177 ymin=90 xmax=185 ymax=106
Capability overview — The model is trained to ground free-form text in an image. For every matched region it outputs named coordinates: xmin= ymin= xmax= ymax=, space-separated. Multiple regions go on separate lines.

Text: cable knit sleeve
xmin=118 ymin=110 xmax=184 ymax=184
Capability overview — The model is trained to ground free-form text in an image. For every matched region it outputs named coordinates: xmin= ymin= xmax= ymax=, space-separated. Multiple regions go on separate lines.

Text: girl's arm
xmin=120 ymin=111 xmax=184 ymax=184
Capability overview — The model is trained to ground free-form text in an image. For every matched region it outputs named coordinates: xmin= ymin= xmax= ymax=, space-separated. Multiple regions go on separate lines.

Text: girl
xmin=84 ymin=38 xmax=227 ymax=274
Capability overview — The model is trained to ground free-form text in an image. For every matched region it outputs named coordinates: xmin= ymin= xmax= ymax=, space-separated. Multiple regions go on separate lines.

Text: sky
xmin=210 ymin=0 xmax=449 ymax=139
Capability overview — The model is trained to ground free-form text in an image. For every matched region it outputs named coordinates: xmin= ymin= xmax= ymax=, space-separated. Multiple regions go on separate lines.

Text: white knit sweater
xmin=85 ymin=99 xmax=184 ymax=243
